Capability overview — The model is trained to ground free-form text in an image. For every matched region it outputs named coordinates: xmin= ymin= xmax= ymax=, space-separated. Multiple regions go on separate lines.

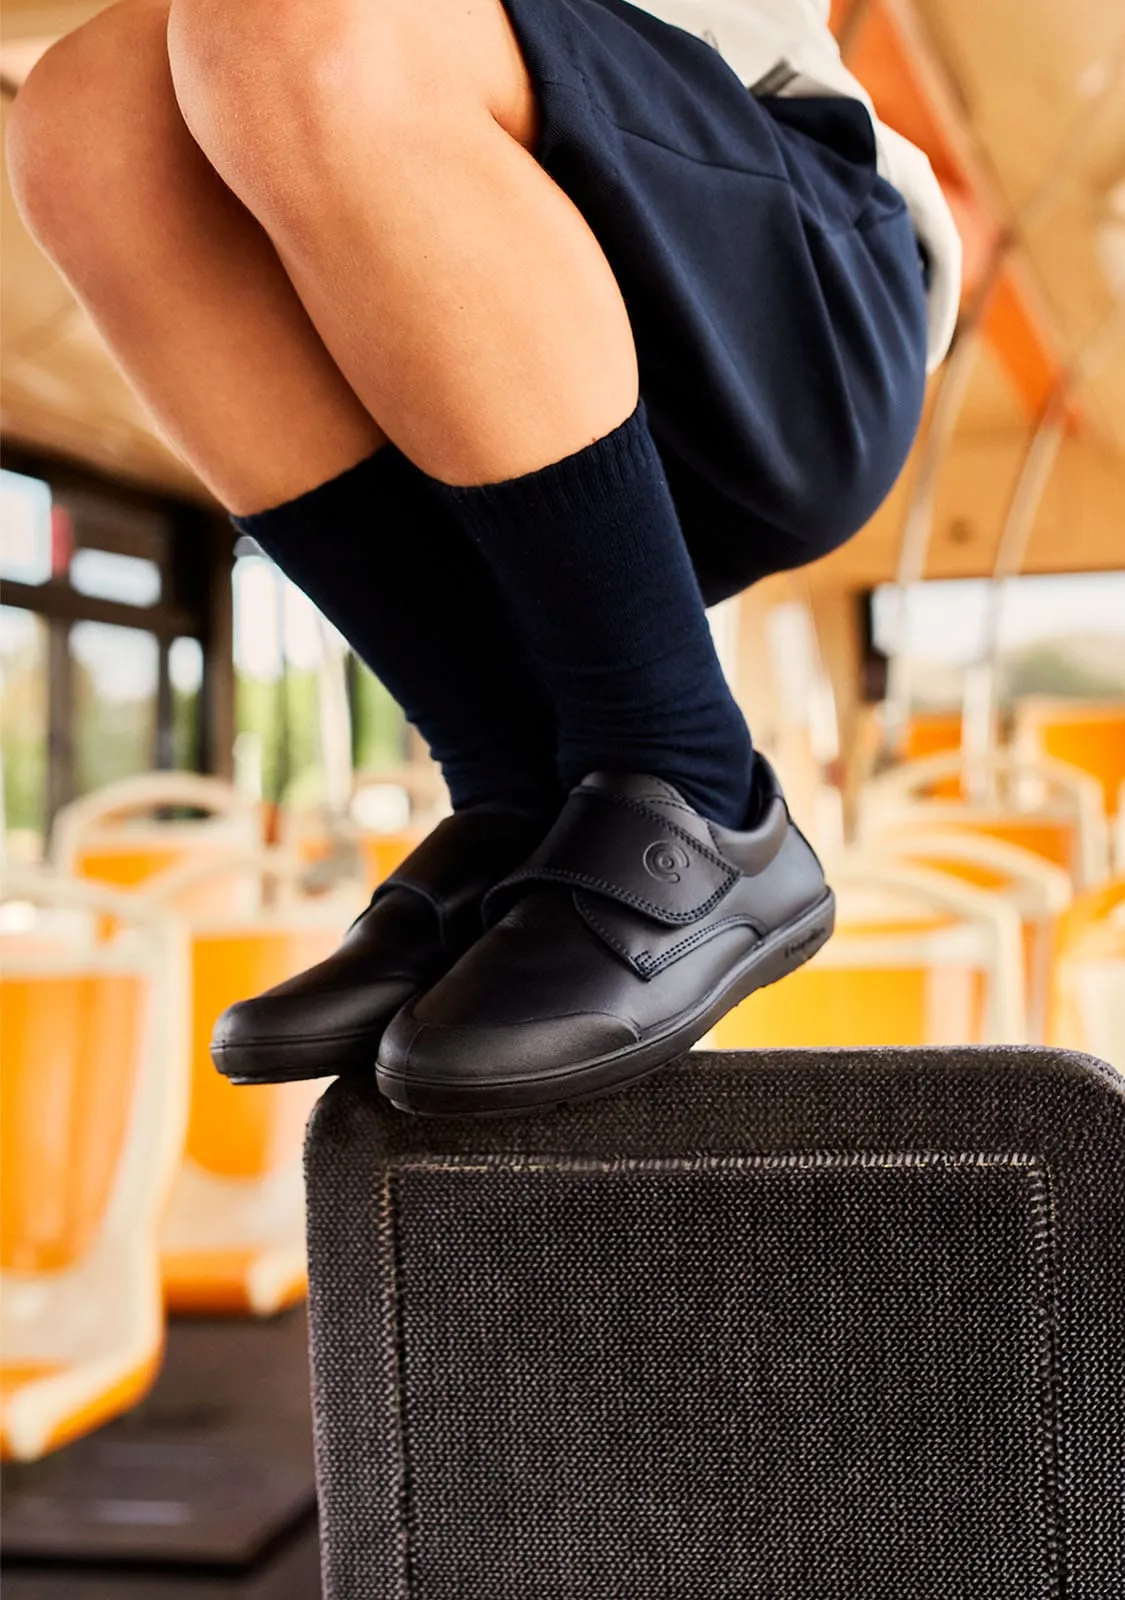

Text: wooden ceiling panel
xmin=955 ymin=338 xmax=1027 ymax=434
xmin=1024 ymin=194 xmax=1120 ymax=342
xmin=1 ymin=1 xmax=101 ymax=47
xmin=917 ymin=0 xmax=1125 ymax=211
xmin=915 ymin=0 xmax=1125 ymax=447
xmin=1083 ymin=361 xmax=1125 ymax=457
xmin=3 ymin=323 xmax=203 ymax=497
xmin=808 ymin=430 xmax=1125 ymax=587
xmin=1 ymin=108 xmax=74 ymax=352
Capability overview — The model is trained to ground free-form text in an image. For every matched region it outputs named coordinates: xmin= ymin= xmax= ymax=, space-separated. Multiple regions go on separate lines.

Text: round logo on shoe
xmin=643 ymin=841 xmax=691 ymax=883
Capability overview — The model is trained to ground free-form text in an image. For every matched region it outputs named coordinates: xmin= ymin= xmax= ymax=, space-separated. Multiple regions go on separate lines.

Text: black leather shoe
xmin=375 ymin=760 xmax=834 ymax=1115
xmin=210 ymin=806 xmax=550 ymax=1085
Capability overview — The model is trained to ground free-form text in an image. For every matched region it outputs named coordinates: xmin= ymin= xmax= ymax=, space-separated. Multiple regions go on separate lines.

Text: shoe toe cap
xmin=379 ymin=1002 xmax=638 ymax=1089
xmin=211 ymin=976 xmax=417 ymax=1077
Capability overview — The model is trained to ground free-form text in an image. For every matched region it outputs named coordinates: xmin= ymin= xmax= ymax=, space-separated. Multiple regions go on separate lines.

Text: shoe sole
xmin=375 ymin=890 xmax=835 ymax=1117
xmin=213 ymin=1029 xmax=381 ymax=1086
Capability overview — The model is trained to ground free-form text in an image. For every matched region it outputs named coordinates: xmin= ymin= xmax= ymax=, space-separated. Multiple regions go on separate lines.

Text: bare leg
xmin=9 ymin=0 xmax=638 ymax=505
xmin=166 ymin=0 xmax=639 ymax=486
xmin=7 ymin=0 xmax=381 ymax=512
xmin=6 ymin=1 xmax=591 ymax=818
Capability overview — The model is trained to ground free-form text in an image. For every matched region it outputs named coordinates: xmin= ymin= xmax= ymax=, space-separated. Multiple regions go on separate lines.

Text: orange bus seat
xmin=285 ymin=812 xmax=425 ymax=895
xmin=358 ymin=829 xmax=425 ymax=891
xmin=1015 ymin=699 xmax=1125 ymax=822
xmin=877 ymin=830 xmax=1072 ymax=1043
xmin=53 ymin=772 xmax=264 ymax=921
xmin=0 ymin=873 xmax=188 ymax=1460
xmin=902 ymin=713 xmax=965 ymax=798
xmin=860 ymin=751 xmax=1111 ymax=889
xmin=715 ymin=863 xmax=1025 ymax=1051
xmin=145 ymin=852 xmax=363 ymax=1316
xmin=713 ymin=921 xmax=988 ymax=1050
xmin=1047 ymin=879 xmax=1125 ymax=1072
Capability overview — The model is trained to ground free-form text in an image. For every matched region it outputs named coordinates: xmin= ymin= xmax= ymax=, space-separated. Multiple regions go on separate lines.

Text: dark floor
xmin=2 ymin=1311 xmax=321 ymax=1600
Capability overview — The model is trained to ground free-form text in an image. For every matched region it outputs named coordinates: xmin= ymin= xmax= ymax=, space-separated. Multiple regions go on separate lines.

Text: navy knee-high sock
xmin=426 ymin=403 xmax=754 ymax=827
xmin=232 ymin=447 xmax=562 ymax=817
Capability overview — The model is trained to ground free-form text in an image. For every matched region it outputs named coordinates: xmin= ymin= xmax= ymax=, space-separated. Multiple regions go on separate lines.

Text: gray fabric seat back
xmin=305 ymin=1048 xmax=1125 ymax=1599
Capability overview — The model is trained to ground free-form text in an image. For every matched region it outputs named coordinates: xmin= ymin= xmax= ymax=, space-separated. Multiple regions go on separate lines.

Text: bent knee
xmin=167 ymin=0 xmax=532 ymax=201
xmin=7 ymin=0 xmax=172 ymax=248
xmin=168 ymin=0 xmax=457 ymax=155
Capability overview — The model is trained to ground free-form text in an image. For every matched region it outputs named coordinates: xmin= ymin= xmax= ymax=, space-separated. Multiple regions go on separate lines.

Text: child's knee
xmin=7 ymin=0 xmax=171 ymax=254
xmin=166 ymin=0 xmax=533 ymax=220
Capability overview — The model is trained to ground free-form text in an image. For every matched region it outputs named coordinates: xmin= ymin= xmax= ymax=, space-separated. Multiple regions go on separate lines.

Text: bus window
xmin=70 ymin=622 xmax=159 ymax=795
xmin=350 ymin=653 xmax=407 ymax=773
xmin=233 ymin=550 xmax=407 ymax=807
xmin=0 ymin=470 xmax=53 ymax=587
xmin=69 ymin=547 xmax=162 ymax=606
xmin=869 ymin=571 xmax=1125 ymax=711
xmin=0 ymin=605 xmax=49 ymax=860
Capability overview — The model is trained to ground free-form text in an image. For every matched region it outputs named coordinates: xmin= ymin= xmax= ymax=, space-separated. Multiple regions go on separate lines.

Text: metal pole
xmin=881 ymin=256 xmax=1003 ymax=755
xmin=964 ymin=299 xmax=1125 ymax=801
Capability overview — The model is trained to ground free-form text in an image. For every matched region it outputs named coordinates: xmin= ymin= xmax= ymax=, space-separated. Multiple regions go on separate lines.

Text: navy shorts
xmin=501 ymin=0 xmax=929 ymax=603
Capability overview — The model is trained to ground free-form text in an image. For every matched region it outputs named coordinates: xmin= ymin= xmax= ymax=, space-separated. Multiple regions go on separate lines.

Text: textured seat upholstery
xmin=305 ymin=1049 xmax=1125 ymax=1599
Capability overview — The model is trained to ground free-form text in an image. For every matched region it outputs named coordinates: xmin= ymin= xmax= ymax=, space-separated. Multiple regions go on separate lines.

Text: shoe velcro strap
xmin=482 ymin=788 xmax=739 ymax=928
xmin=371 ymin=809 xmax=544 ymax=924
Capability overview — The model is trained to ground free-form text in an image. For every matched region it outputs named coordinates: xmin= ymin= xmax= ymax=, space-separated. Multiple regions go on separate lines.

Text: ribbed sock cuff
xmin=434 ymin=400 xmax=660 ymax=527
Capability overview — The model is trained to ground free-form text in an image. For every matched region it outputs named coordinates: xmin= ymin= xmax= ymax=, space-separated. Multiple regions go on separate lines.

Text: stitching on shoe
xmin=576 ymin=788 xmax=740 ymax=873
xmin=575 ymin=894 xmax=767 ymax=976
xmin=636 ymin=914 xmax=769 ymax=976
xmin=573 ymin=894 xmax=639 ymax=969
xmin=497 ymin=866 xmax=735 ymax=925
xmin=490 ymin=788 xmax=741 ymax=925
